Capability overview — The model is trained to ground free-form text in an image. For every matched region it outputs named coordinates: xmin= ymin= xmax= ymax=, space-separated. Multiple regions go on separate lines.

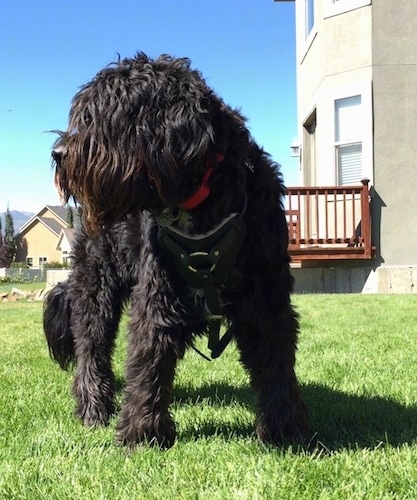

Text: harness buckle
xmin=207 ymin=314 xmax=223 ymax=321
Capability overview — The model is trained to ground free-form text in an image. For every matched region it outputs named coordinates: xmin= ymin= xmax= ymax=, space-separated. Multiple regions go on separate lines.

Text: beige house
xmin=276 ymin=0 xmax=417 ymax=292
xmin=15 ymin=205 xmax=76 ymax=268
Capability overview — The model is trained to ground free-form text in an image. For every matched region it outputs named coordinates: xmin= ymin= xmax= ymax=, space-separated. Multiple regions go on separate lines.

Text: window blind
xmin=337 ymin=143 xmax=362 ymax=185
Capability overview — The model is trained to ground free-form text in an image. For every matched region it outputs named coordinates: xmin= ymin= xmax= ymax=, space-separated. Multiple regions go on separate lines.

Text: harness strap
xmin=203 ymin=280 xmax=223 ymax=354
xmin=157 ymin=197 xmax=247 ymax=358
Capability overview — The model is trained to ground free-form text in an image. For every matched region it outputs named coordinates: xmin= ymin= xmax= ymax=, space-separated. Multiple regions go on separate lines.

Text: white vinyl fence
xmin=0 ymin=267 xmax=46 ymax=282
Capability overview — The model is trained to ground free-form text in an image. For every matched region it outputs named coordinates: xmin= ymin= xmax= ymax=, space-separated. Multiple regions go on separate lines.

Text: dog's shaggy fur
xmin=44 ymin=52 xmax=309 ymax=448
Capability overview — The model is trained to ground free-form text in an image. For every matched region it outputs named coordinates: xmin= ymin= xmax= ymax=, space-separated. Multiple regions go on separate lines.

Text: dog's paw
xmin=256 ymin=405 xmax=310 ymax=447
xmin=75 ymin=401 xmax=114 ymax=427
xmin=73 ymin=372 xmax=115 ymax=427
xmin=115 ymin=413 xmax=176 ymax=449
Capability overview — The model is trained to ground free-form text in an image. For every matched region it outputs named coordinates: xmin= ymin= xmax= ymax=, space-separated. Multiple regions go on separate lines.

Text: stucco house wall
xmin=372 ymin=1 xmax=417 ymax=266
xmin=276 ymin=0 xmax=417 ymax=291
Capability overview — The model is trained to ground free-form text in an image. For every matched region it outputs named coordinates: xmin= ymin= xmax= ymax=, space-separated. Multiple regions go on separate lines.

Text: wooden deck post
xmin=360 ymin=178 xmax=371 ymax=259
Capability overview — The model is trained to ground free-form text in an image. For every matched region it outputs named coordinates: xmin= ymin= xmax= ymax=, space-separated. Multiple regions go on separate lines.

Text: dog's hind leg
xmin=233 ymin=299 xmax=310 ymax=446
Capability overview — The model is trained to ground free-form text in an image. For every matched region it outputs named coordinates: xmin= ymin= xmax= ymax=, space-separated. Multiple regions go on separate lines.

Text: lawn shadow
xmin=113 ymin=378 xmax=255 ymax=440
xmin=304 ymin=383 xmax=417 ymax=450
xmin=169 ymin=381 xmax=417 ymax=450
xmin=173 ymin=382 xmax=255 ymax=441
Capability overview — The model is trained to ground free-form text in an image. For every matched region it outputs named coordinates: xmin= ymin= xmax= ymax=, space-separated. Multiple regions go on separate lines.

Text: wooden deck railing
xmin=285 ymin=179 xmax=375 ymax=262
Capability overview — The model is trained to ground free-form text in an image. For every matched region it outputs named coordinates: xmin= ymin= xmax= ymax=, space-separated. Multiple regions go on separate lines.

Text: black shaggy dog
xmin=44 ymin=52 xmax=309 ymax=448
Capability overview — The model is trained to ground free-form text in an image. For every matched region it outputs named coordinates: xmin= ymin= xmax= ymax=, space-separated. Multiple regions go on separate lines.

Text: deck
xmin=285 ymin=179 xmax=375 ymax=263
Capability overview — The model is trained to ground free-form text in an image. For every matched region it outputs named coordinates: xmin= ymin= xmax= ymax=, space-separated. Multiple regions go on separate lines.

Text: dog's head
xmin=52 ymin=53 xmax=246 ymax=234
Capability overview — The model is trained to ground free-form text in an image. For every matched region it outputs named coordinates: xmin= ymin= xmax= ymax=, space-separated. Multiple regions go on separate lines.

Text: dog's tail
xmin=43 ymin=281 xmax=75 ymax=370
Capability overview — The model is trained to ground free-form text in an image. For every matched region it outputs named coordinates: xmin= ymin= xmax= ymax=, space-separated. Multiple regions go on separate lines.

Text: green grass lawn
xmin=1 ymin=294 xmax=417 ymax=499
xmin=0 ymin=281 xmax=46 ymax=294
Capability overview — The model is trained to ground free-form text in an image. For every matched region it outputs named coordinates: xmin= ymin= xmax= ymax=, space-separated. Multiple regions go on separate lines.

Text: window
xmin=305 ymin=0 xmax=315 ymax=39
xmin=62 ymin=251 xmax=71 ymax=266
xmin=334 ymin=95 xmax=363 ymax=185
xmin=26 ymin=257 xmax=33 ymax=267
xmin=38 ymin=256 xmax=47 ymax=267
xmin=336 ymin=143 xmax=362 ymax=185
xmin=296 ymin=0 xmax=317 ymax=61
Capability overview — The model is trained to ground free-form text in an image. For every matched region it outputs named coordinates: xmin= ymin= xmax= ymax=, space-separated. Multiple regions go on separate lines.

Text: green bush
xmin=9 ymin=261 xmax=29 ymax=269
xmin=44 ymin=261 xmax=68 ymax=269
xmin=0 ymin=273 xmax=25 ymax=284
xmin=11 ymin=273 xmax=26 ymax=283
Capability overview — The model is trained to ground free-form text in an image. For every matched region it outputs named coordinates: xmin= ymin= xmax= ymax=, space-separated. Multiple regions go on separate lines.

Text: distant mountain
xmin=0 ymin=210 xmax=35 ymax=234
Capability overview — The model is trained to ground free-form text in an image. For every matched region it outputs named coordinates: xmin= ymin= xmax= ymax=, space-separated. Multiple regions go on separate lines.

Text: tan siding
xmin=14 ymin=207 xmax=68 ymax=266
xmin=15 ymin=221 xmax=62 ymax=265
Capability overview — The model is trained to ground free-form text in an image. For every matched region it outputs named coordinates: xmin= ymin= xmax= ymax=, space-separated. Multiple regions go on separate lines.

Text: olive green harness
xmin=157 ymin=198 xmax=246 ymax=359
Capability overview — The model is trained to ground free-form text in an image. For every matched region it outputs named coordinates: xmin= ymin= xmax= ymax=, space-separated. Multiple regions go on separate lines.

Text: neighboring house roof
xmin=45 ymin=205 xmax=72 ymax=224
xmin=63 ymin=228 xmax=77 ymax=247
xmin=39 ymin=216 xmax=65 ymax=236
xmin=56 ymin=228 xmax=77 ymax=251
xmin=16 ymin=205 xmax=79 ymax=236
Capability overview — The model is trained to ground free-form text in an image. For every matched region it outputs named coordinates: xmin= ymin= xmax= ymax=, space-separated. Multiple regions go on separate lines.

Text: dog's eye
xmin=139 ymin=170 xmax=154 ymax=186
xmin=52 ymin=147 xmax=66 ymax=164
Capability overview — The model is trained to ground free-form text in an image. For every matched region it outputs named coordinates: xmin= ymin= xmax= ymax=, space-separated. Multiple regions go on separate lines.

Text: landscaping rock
xmin=0 ymin=288 xmax=49 ymax=302
xmin=11 ymin=287 xmax=27 ymax=298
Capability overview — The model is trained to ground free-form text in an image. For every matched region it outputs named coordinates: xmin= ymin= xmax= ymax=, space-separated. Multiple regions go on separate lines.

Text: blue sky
xmin=0 ymin=0 xmax=298 ymax=213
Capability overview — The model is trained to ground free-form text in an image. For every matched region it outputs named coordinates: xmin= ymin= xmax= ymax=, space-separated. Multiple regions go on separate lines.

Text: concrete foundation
xmin=45 ymin=266 xmax=416 ymax=294
xmin=291 ymin=265 xmax=417 ymax=294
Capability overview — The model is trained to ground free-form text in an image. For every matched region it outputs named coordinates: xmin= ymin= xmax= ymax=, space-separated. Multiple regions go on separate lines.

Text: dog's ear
xmin=143 ymin=98 xmax=222 ymax=208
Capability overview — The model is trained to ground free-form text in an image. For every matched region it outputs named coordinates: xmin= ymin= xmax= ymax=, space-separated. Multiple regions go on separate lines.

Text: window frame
xmin=62 ymin=250 xmax=69 ymax=266
xmin=296 ymin=0 xmax=317 ymax=62
xmin=299 ymin=81 xmax=373 ymax=186
xmin=38 ymin=256 xmax=47 ymax=268
xmin=335 ymin=142 xmax=363 ymax=186
xmin=334 ymin=94 xmax=363 ymax=186
xmin=305 ymin=0 xmax=315 ymax=40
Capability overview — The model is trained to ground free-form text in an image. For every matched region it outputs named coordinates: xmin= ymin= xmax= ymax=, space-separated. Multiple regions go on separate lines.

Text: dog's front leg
xmin=116 ymin=281 xmax=192 ymax=449
xmin=70 ymin=270 xmax=125 ymax=427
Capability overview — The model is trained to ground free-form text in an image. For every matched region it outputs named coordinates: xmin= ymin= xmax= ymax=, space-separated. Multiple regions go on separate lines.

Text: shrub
xmin=10 ymin=261 xmax=29 ymax=269
xmin=44 ymin=261 xmax=68 ymax=269
xmin=0 ymin=273 xmax=26 ymax=284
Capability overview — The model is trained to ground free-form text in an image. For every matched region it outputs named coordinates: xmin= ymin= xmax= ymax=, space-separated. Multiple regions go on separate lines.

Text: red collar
xmin=180 ymin=154 xmax=224 ymax=211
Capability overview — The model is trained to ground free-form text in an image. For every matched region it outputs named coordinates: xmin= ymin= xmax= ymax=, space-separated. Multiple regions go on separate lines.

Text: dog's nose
xmin=52 ymin=146 xmax=65 ymax=163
